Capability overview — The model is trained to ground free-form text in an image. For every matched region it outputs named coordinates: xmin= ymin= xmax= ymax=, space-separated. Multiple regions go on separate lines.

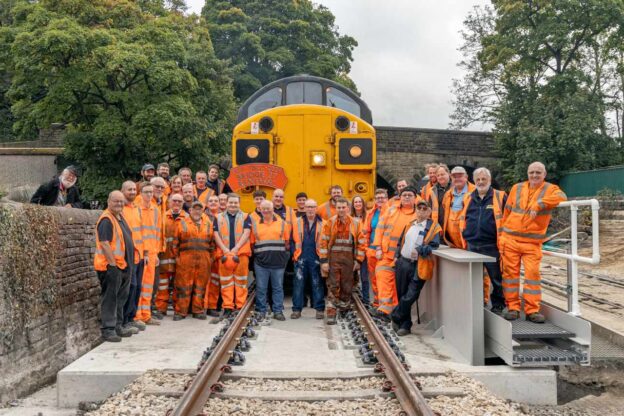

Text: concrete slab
xmin=401 ymin=326 xmax=557 ymax=405
xmin=56 ymin=316 xmax=221 ymax=408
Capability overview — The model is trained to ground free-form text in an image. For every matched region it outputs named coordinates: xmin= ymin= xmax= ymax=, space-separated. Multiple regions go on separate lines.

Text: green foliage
xmin=202 ymin=0 xmax=358 ymax=100
xmin=452 ymin=1 xmax=624 ymax=183
xmin=1 ymin=0 xmax=237 ymax=202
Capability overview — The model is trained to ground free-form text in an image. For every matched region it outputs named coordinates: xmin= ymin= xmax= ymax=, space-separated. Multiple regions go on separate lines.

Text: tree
xmin=451 ymin=0 xmax=624 ymax=183
xmin=202 ymin=0 xmax=358 ymax=100
xmin=1 ymin=0 xmax=236 ymax=202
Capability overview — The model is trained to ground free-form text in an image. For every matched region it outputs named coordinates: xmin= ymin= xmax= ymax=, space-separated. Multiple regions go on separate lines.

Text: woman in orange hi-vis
xmin=172 ymin=200 xmax=214 ymax=320
xmin=500 ymin=162 xmax=567 ymax=323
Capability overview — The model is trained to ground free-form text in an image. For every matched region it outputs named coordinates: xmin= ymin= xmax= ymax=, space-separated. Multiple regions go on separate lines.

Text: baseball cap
xmin=142 ymin=163 xmax=155 ymax=172
xmin=191 ymin=200 xmax=204 ymax=209
xmin=416 ymin=199 xmax=429 ymax=208
xmin=450 ymin=166 xmax=467 ymax=175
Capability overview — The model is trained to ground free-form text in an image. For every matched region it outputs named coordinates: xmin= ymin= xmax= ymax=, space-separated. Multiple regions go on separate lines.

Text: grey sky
xmin=186 ymin=0 xmax=489 ymax=130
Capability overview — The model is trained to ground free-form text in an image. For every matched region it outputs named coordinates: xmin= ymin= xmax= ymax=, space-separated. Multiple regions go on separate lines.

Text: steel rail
xmin=171 ymin=290 xmax=256 ymax=416
xmin=351 ymin=294 xmax=436 ymax=416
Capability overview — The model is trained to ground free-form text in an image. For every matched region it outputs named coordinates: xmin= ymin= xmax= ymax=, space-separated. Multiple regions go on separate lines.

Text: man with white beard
xmin=31 ymin=165 xmax=82 ymax=208
xmin=459 ymin=167 xmax=507 ymax=314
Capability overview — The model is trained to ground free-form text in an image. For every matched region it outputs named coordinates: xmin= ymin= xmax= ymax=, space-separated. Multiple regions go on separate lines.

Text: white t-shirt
xmin=400 ymin=220 xmax=427 ymax=260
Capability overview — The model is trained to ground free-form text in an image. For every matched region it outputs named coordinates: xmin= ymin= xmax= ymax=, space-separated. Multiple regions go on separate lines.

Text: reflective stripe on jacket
xmin=216 ymin=211 xmax=251 ymax=256
xmin=94 ymin=210 xmax=127 ymax=272
xmin=317 ymin=201 xmax=336 ymax=221
xmin=293 ymin=216 xmax=325 ymax=261
xmin=372 ymin=205 xmax=419 ymax=258
xmin=501 ymin=181 xmax=567 ymax=243
xmin=123 ymin=202 xmax=144 ymax=261
xmin=319 ymin=215 xmax=366 ymax=263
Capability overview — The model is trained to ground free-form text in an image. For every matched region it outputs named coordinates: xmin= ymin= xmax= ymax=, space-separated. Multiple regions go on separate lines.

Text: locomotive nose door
xmin=275 ymin=113 xmax=333 ymax=206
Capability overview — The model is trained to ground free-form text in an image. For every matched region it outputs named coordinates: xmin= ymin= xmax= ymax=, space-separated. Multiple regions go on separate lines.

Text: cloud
xmin=185 ymin=0 xmax=490 ymax=130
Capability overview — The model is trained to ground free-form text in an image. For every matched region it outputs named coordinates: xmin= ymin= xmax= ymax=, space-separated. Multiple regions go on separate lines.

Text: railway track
xmin=166 ymin=293 xmax=436 ymax=416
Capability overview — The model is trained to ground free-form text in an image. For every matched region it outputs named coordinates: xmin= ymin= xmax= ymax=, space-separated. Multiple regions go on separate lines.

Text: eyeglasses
xmin=417 ymin=206 xmax=429 ymax=211
xmin=375 ymin=196 xmax=387 ymax=200
xmin=153 ymin=185 xmax=165 ymax=189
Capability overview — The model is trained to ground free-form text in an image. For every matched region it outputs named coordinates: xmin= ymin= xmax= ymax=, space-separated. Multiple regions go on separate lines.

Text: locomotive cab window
xmin=247 ymin=87 xmax=283 ymax=118
xmin=326 ymin=87 xmax=361 ymax=118
xmin=286 ymin=82 xmax=323 ymax=105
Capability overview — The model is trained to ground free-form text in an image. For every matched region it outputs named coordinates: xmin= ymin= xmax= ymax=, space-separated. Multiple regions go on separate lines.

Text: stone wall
xmin=0 ymin=148 xmax=62 ymax=191
xmin=0 ymin=201 xmax=101 ymax=404
xmin=375 ymin=126 xmax=500 ymax=184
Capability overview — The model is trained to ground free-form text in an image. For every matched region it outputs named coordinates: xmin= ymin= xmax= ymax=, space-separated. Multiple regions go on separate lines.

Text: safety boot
xmin=490 ymin=305 xmax=505 ymax=315
xmin=102 ymin=330 xmax=121 ymax=342
xmin=527 ymin=312 xmax=545 ymax=324
xmin=290 ymin=311 xmax=301 ymax=319
xmin=396 ymin=328 xmax=410 ymax=337
xmin=122 ymin=323 xmax=139 ymax=335
xmin=273 ymin=312 xmax=286 ymax=321
xmin=173 ymin=314 xmax=185 ymax=321
xmin=326 ymin=308 xmax=337 ymax=325
xmin=130 ymin=320 xmax=146 ymax=331
xmin=315 ymin=310 xmax=324 ymax=320
xmin=504 ymin=310 xmax=519 ymax=321
xmin=207 ymin=309 xmax=220 ymax=317
xmin=152 ymin=311 xmax=165 ymax=320
xmin=143 ymin=318 xmax=161 ymax=326
xmin=193 ymin=312 xmax=207 ymax=320
xmin=223 ymin=309 xmax=233 ymax=319
xmin=116 ymin=325 xmax=133 ymax=338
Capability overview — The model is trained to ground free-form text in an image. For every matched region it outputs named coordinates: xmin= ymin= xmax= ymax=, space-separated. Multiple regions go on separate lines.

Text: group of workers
xmin=86 ymin=160 xmax=567 ymax=342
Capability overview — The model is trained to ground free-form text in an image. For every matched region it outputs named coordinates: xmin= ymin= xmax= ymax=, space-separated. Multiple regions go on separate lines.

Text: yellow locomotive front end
xmin=228 ymin=76 xmax=376 ymax=212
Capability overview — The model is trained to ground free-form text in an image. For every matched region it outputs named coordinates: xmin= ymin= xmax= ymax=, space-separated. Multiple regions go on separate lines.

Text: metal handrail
xmin=542 ymin=199 xmax=600 ymax=316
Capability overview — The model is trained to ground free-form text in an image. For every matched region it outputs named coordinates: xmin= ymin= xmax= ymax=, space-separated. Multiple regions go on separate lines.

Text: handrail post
xmin=568 ymin=205 xmax=581 ymax=316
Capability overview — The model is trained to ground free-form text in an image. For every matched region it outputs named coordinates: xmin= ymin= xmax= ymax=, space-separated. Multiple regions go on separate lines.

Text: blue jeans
xmin=123 ymin=260 xmax=143 ymax=325
xmin=293 ymin=258 xmax=325 ymax=312
xmin=360 ymin=258 xmax=370 ymax=304
xmin=254 ymin=264 xmax=285 ymax=314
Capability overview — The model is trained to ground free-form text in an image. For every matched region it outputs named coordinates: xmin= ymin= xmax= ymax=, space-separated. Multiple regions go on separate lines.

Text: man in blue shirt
xmin=461 ymin=167 xmax=507 ymax=314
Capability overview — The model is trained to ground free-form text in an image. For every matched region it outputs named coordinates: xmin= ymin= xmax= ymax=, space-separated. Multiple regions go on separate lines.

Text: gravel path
xmin=419 ymin=373 xmax=527 ymax=416
xmin=202 ymin=397 xmax=403 ymax=415
xmin=222 ymin=377 xmax=383 ymax=391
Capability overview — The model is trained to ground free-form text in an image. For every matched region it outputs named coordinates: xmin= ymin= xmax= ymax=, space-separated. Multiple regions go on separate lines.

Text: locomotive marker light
xmin=311 ymin=151 xmax=326 ymax=167
xmin=246 ymin=145 xmax=260 ymax=159
xmin=349 ymin=145 xmax=363 ymax=158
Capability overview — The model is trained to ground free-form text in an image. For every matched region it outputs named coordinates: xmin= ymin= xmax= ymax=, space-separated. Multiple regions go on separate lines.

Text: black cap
xmin=142 ymin=163 xmax=155 ymax=172
xmin=416 ymin=199 xmax=430 ymax=208
xmin=400 ymin=186 xmax=418 ymax=196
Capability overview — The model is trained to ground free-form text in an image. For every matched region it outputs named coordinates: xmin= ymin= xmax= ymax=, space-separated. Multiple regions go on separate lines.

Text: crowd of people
xmin=33 ymin=161 xmax=567 ymax=342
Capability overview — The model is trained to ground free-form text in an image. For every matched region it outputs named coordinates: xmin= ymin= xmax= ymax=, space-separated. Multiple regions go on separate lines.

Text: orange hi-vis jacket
xmin=317 ymin=200 xmax=337 ymax=221
xmin=293 ymin=215 xmax=325 ymax=261
xmin=428 ymin=184 xmax=449 ymax=224
xmin=215 ymin=211 xmax=251 ymax=257
xmin=441 ymin=183 xmax=476 ymax=247
xmin=173 ymin=215 xmax=214 ymax=258
xmin=94 ymin=210 xmax=127 ymax=272
xmin=161 ymin=209 xmax=188 ymax=273
xmin=373 ymin=205 xmax=419 ymax=260
xmin=249 ymin=214 xmax=291 ymax=257
xmin=319 ymin=215 xmax=366 ymax=263
xmin=395 ymin=218 xmax=442 ymax=280
xmin=420 ymin=182 xmax=434 ymax=201
xmin=138 ymin=203 xmax=162 ymax=255
xmin=458 ymin=188 xmax=507 ymax=249
xmin=275 ymin=205 xmax=296 ymax=227
xmin=501 ymin=181 xmax=567 ymax=244
xmin=123 ymin=202 xmax=143 ymax=262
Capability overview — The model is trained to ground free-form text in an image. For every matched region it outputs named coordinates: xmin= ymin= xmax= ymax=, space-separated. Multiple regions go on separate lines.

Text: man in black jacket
xmin=30 ymin=166 xmax=82 ymax=208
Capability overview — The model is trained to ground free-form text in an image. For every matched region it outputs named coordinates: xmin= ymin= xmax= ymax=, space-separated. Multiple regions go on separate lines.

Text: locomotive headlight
xmin=246 ymin=145 xmax=260 ymax=159
xmin=311 ymin=151 xmax=326 ymax=167
xmin=349 ymin=145 xmax=362 ymax=158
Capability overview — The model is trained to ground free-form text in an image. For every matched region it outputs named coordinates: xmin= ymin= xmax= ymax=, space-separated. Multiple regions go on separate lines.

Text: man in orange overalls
xmin=153 ymin=193 xmax=188 ymax=319
xmin=373 ymin=186 xmax=421 ymax=318
xmin=501 ymin=162 xmax=567 ymax=323
xmin=319 ymin=197 xmax=366 ymax=324
xmin=172 ymin=200 xmax=214 ymax=320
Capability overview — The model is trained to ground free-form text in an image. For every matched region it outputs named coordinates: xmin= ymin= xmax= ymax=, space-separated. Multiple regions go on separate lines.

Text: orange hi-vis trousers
xmin=204 ymin=260 xmax=220 ymax=310
xmin=219 ymin=255 xmax=250 ymax=310
xmin=375 ymin=255 xmax=398 ymax=315
xmin=366 ymin=248 xmax=379 ymax=307
xmin=135 ymin=253 xmax=157 ymax=322
xmin=501 ymin=237 xmax=543 ymax=315
xmin=155 ymin=268 xmax=174 ymax=313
